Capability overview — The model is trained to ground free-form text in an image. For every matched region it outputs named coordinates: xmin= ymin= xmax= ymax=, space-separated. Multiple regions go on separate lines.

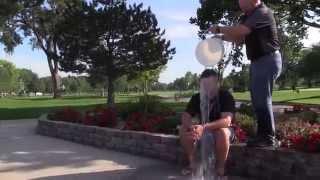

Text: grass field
xmin=233 ymin=89 xmax=320 ymax=105
xmin=0 ymin=95 xmax=187 ymax=120
xmin=0 ymin=89 xmax=319 ymax=120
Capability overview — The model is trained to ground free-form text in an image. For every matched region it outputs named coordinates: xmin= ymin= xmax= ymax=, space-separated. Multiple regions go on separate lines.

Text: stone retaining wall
xmin=36 ymin=119 xmax=181 ymax=162
xmin=36 ymin=118 xmax=320 ymax=180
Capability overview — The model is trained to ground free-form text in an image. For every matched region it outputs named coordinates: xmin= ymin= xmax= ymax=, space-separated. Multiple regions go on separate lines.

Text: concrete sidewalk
xmin=0 ymin=119 xmax=248 ymax=180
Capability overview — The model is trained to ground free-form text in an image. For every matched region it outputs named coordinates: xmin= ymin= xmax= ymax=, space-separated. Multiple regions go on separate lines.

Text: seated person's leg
xmin=214 ymin=128 xmax=231 ymax=176
xmin=179 ymin=112 xmax=197 ymax=170
xmin=179 ymin=127 xmax=196 ymax=169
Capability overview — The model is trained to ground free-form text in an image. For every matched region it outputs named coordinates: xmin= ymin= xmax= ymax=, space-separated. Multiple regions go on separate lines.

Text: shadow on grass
xmin=0 ymin=104 xmax=105 ymax=120
xmin=0 ymin=101 xmax=187 ymax=120
xmin=278 ymin=95 xmax=320 ymax=104
xmin=12 ymin=96 xmax=105 ymax=101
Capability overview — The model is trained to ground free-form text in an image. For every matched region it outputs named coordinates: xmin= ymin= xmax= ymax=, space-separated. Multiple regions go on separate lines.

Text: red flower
xmin=232 ymin=124 xmax=248 ymax=143
xmin=123 ymin=112 xmax=167 ymax=133
xmin=83 ymin=111 xmax=95 ymax=125
xmin=53 ymin=107 xmax=82 ymax=123
xmin=96 ymin=108 xmax=117 ymax=127
xmin=82 ymin=107 xmax=118 ymax=128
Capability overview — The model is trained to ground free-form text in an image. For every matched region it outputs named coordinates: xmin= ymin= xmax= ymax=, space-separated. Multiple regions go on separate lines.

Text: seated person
xmin=179 ymin=69 xmax=235 ymax=177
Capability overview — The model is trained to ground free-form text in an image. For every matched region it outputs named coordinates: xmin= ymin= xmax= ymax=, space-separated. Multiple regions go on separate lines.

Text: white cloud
xmin=303 ymin=27 xmax=320 ymax=48
xmin=165 ymin=24 xmax=198 ymax=40
xmin=158 ymin=11 xmax=195 ymax=22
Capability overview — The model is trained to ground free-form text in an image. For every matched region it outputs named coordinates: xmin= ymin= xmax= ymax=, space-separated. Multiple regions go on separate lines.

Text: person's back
xmin=239 ymin=2 xmax=280 ymax=61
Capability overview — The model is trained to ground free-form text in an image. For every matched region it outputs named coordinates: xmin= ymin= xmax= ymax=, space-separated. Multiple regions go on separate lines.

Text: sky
xmin=0 ymin=0 xmax=319 ymax=83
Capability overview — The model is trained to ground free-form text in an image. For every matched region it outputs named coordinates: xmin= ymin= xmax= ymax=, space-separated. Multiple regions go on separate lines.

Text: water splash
xmin=192 ymin=81 xmax=216 ymax=180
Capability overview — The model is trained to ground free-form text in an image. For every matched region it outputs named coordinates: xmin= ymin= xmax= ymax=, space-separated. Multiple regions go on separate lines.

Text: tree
xmin=61 ymin=76 xmax=93 ymax=94
xmin=0 ymin=0 xmax=83 ymax=98
xmin=223 ymin=65 xmax=250 ymax=92
xmin=128 ymin=66 xmax=166 ymax=95
xmin=57 ymin=1 xmax=175 ymax=106
xmin=184 ymin=72 xmax=199 ymax=90
xmin=39 ymin=77 xmax=53 ymax=93
xmin=17 ymin=69 xmax=40 ymax=93
xmin=299 ymin=44 xmax=320 ymax=87
xmin=0 ymin=59 xmax=19 ymax=93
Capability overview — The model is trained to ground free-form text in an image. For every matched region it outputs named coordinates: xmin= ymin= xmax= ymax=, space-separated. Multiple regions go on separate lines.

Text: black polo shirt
xmin=240 ymin=3 xmax=280 ymax=60
xmin=185 ymin=89 xmax=235 ymax=122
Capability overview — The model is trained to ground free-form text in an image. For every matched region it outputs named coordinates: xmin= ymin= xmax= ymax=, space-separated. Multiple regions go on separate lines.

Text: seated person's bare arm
xmin=203 ymin=112 xmax=233 ymax=131
xmin=180 ymin=112 xmax=198 ymax=142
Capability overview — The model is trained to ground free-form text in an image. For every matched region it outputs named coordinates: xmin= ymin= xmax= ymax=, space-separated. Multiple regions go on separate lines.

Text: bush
xmin=237 ymin=102 xmax=254 ymax=117
xmin=299 ymin=111 xmax=319 ymax=124
xmin=137 ymin=95 xmax=163 ymax=114
xmin=232 ymin=124 xmax=248 ymax=143
xmin=48 ymin=107 xmax=82 ymax=123
xmin=174 ymin=91 xmax=195 ymax=101
xmin=155 ymin=115 xmax=180 ymax=135
xmin=83 ymin=106 xmax=117 ymax=128
xmin=278 ymin=111 xmax=319 ymax=124
xmin=119 ymin=95 xmax=174 ymax=120
xmin=121 ymin=95 xmax=163 ymax=119
xmin=122 ymin=108 xmax=177 ymax=133
xmin=123 ymin=112 xmax=167 ymax=132
xmin=234 ymin=112 xmax=256 ymax=137
xmin=174 ymin=91 xmax=194 ymax=98
xmin=277 ymin=118 xmax=320 ymax=152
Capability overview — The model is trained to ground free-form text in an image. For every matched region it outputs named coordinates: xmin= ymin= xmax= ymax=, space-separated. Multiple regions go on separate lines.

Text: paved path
xmin=0 ymin=119 xmax=248 ymax=180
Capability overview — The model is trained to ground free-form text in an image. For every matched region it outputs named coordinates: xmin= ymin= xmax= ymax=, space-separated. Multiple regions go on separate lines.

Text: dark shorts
xmin=196 ymin=127 xmax=236 ymax=152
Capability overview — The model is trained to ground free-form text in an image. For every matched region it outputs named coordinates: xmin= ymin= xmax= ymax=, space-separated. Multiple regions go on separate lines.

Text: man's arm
xmin=209 ymin=25 xmax=251 ymax=45
xmin=203 ymin=112 xmax=233 ymax=131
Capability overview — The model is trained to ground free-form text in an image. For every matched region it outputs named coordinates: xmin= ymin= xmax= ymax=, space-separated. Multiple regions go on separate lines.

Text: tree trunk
xmin=107 ymin=76 xmax=115 ymax=107
xmin=307 ymin=79 xmax=313 ymax=88
xmin=143 ymin=79 xmax=148 ymax=95
xmin=47 ymin=57 xmax=61 ymax=99
xmin=51 ymin=71 xmax=61 ymax=98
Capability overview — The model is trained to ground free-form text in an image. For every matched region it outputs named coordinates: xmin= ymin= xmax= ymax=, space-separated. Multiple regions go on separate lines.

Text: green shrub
xmin=137 ymin=95 xmax=163 ymax=114
xmin=298 ymin=111 xmax=319 ymax=124
xmin=235 ymin=113 xmax=256 ymax=137
xmin=237 ymin=103 xmax=254 ymax=117
xmin=174 ymin=91 xmax=195 ymax=99
xmin=119 ymin=95 xmax=172 ymax=120
xmin=155 ymin=115 xmax=180 ymax=135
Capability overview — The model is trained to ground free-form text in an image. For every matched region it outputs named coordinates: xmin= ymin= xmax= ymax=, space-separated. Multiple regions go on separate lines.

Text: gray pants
xmin=250 ymin=51 xmax=282 ymax=139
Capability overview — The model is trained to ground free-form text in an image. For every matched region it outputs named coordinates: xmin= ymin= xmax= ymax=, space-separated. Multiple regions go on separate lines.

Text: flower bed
xmin=48 ymin=106 xmax=179 ymax=134
xmin=47 ymin=106 xmax=248 ymax=143
xmin=47 ymin=104 xmax=320 ymax=153
xmin=277 ymin=118 xmax=320 ymax=153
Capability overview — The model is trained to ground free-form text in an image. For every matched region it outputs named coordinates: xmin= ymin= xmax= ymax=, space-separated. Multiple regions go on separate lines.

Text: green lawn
xmin=0 ymin=89 xmax=319 ymax=120
xmin=233 ymin=89 xmax=320 ymax=105
xmin=0 ymin=95 xmax=187 ymax=120
xmin=0 ymin=96 xmax=106 ymax=120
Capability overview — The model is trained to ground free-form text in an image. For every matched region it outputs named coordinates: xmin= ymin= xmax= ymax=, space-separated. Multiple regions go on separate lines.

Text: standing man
xmin=208 ymin=0 xmax=282 ymax=147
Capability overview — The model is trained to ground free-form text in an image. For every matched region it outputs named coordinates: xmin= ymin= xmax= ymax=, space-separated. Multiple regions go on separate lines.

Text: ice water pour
xmin=194 ymin=37 xmax=225 ymax=180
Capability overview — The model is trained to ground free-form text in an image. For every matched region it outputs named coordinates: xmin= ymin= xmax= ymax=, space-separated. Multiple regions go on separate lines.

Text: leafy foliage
xmin=57 ymin=1 xmax=175 ymax=105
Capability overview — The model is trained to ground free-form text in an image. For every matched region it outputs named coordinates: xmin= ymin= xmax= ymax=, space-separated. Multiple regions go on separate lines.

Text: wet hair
xmin=200 ymin=69 xmax=218 ymax=80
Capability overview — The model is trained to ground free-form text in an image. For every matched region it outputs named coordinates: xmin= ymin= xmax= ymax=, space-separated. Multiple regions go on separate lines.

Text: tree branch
xmin=303 ymin=19 xmax=320 ymax=28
